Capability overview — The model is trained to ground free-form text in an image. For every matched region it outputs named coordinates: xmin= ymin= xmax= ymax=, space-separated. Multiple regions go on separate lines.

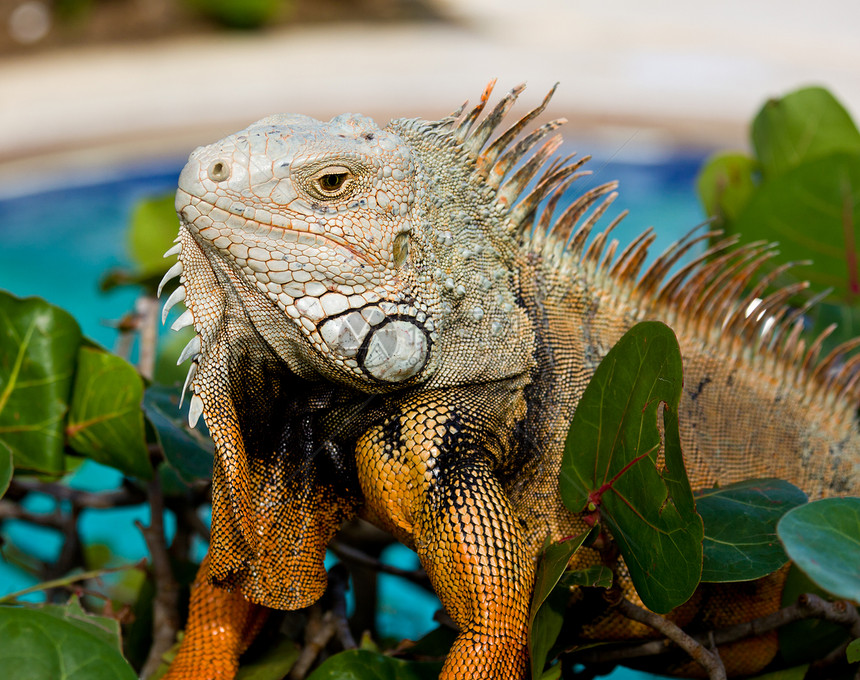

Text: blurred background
xmin=3 ymin=0 xmax=860 ymax=173
xmin=3 ymin=0 xmax=860 ymax=345
xmin=0 ymin=1 xmax=858 ymax=676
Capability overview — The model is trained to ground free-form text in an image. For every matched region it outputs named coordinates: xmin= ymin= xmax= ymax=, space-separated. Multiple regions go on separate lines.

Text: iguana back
xmin=161 ymin=82 xmax=859 ymax=679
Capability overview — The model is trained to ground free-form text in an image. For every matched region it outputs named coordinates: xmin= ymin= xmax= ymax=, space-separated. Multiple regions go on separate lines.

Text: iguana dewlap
xmin=160 ymin=83 xmax=860 ymax=679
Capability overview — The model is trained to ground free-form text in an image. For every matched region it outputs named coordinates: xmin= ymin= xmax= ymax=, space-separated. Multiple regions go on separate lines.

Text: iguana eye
xmin=318 ymin=172 xmax=348 ymax=192
xmin=310 ymin=166 xmax=353 ymax=198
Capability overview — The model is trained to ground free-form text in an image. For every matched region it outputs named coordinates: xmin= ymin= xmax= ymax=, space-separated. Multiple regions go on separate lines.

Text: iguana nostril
xmin=208 ymin=160 xmax=230 ymax=182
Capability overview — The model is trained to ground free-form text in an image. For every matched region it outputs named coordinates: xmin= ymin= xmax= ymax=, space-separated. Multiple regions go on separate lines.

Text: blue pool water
xmin=0 ymin=143 xmax=708 ymax=678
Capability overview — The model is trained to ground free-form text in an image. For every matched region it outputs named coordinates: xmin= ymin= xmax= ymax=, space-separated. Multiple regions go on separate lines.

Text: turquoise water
xmin=0 ymin=144 xmax=706 ymax=677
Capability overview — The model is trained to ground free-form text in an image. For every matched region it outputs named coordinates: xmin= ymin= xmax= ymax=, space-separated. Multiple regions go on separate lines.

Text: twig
xmin=0 ymin=560 xmax=146 ymax=604
xmin=615 ymin=598 xmax=726 ymax=680
xmin=43 ymin=506 xmax=84 ymax=596
xmin=0 ymin=500 xmax=68 ymax=527
xmin=8 ymin=478 xmax=146 ymax=508
xmin=176 ymin=504 xmax=210 ymax=542
xmin=290 ymin=605 xmax=338 ymax=680
xmin=329 ymin=540 xmax=429 ymax=587
xmin=572 ymin=592 xmax=860 ymax=667
xmin=136 ymin=295 xmax=160 ymax=381
xmin=328 ymin=563 xmax=357 ymax=651
xmin=138 ymin=476 xmax=181 ymax=680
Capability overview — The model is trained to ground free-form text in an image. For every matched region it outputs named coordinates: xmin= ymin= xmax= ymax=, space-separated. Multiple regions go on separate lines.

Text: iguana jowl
xmin=160 ymin=82 xmax=860 ymax=679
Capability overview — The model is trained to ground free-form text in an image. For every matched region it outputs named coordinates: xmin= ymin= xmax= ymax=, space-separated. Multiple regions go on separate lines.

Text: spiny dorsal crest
xmin=433 ymin=80 xmax=625 ymax=268
xmin=438 ymin=81 xmax=860 ymax=409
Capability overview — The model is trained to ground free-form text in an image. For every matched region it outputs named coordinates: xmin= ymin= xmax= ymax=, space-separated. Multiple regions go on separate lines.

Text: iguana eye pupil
xmin=318 ymin=173 xmax=347 ymax=192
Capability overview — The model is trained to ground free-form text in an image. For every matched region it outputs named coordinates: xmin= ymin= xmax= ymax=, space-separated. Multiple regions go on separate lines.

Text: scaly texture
xmin=160 ymin=82 xmax=859 ymax=679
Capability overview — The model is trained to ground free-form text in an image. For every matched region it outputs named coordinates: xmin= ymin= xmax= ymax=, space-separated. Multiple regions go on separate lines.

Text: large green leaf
xmin=66 ymin=347 xmax=152 ymax=479
xmin=729 ymin=152 xmax=860 ymax=303
xmin=777 ymin=497 xmax=860 ymax=604
xmin=559 ymin=321 xmax=703 ymax=614
xmin=143 ymin=385 xmax=213 ymax=482
xmin=752 ymin=87 xmax=860 ymax=178
xmin=697 ymin=479 xmax=807 ymax=583
xmin=528 ymin=533 xmax=589 ymax=680
xmin=306 ymin=649 xmax=440 ymax=680
xmin=697 ymin=151 xmax=758 ymax=225
xmin=0 ymin=292 xmax=82 ymax=474
xmin=0 ymin=605 xmax=137 ymax=679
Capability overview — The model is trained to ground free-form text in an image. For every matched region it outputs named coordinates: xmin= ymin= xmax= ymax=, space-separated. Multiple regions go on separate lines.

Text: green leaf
xmin=306 ymin=649 xmax=440 ymax=680
xmin=559 ymin=321 xmax=703 ymax=614
xmin=0 ymin=605 xmax=137 ymax=679
xmin=36 ymin=596 xmax=122 ymax=652
xmin=0 ymin=292 xmax=82 ymax=474
xmin=560 ymin=565 xmax=613 ymax=590
xmin=529 ymin=532 xmax=590 ymax=679
xmin=0 ymin=440 xmax=12 ymax=499
xmin=777 ymin=497 xmax=860 ymax=604
xmin=143 ymin=386 xmax=213 ymax=482
xmin=697 ymin=479 xmax=807 ymax=583
xmin=729 ymin=152 xmax=860 ymax=304
xmin=697 ymin=151 xmax=758 ymax=224
xmin=128 ymin=194 xmax=181 ymax=280
xmin=847 ymin=638 xmax=860 ymax=663
xmin=752 ymin=86 xmax=860 ymax=178
xmin=236 ymin=637 xmax=300 ymax=679
xmin=66 ymin=347 xmax=152 ymax=479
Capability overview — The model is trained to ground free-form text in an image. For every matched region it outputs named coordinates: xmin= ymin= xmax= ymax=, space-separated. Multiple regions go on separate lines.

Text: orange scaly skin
xmin=160 ymin=83 xmax=859 ymax=679
xmin=165 ymin=556 xmax=268 ymax=679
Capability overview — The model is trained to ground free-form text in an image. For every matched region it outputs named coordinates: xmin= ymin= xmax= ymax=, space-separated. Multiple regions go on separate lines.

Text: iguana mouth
xmin=177 ymin=190 xmax=375 ymax=265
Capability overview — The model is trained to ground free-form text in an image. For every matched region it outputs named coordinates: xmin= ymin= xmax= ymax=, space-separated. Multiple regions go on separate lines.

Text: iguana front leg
xmin=356 ymin=397 xmax=533 ymax=679
xmin=162 ymin=555 xmax=268 ymax=680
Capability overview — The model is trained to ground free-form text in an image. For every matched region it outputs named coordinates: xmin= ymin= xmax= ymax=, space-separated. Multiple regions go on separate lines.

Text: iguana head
xmin=174 ymin=111 xmax=436 ymax=389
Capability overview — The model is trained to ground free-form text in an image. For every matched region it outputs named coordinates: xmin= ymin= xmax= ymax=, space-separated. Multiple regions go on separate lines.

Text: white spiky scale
xmin=163 ymin=243 xmax=181 ymax=258
xmin=171 ymin=308 xmax=195 ymax=331
xmin=161 ymin=285 xmax=187 ymax=324
xmin=188 ymin=393 xmax=204 ymax=428
xmin=158 ymin=261 xmax=183 ymax=297
xmin=177 ymin=335 xmax=201 ymax=365
xmin=179 ymin=361 xmax=197 ymax=409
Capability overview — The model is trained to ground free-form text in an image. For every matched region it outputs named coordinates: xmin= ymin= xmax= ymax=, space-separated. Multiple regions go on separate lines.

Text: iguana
xmin=159 ymin=82 xmax=860 ymax=679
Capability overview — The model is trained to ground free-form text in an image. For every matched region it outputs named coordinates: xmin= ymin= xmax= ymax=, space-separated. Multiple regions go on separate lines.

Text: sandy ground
xmin=1 ymin=0 xmax=859 ymax=181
